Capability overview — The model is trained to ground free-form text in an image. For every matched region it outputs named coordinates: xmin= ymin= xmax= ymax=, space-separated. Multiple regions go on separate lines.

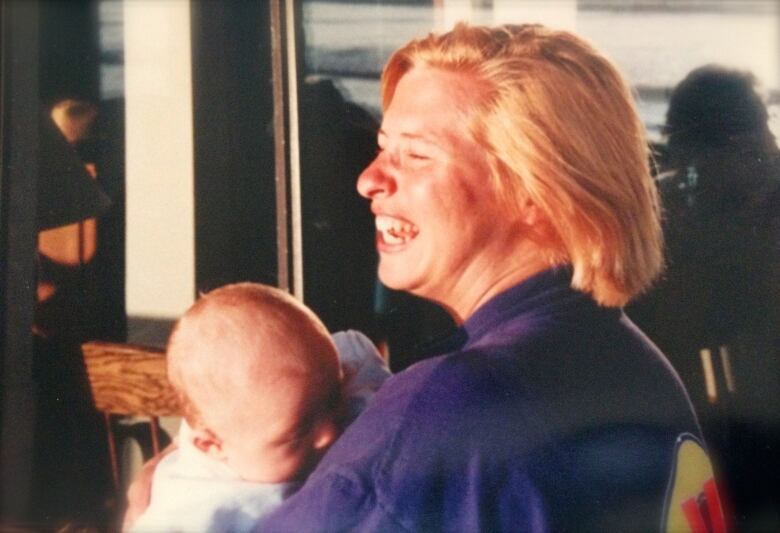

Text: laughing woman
xmin=262 ymin=24 xmax=723 ymax=532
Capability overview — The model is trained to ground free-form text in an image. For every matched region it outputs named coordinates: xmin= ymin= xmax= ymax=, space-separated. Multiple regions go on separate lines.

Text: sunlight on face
xmin=357 ymin=67 xmax=527 ymax=319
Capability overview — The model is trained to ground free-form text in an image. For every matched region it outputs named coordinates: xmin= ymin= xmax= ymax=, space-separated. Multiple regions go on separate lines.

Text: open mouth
xmin=376 ymin=215 xmax=419 ymax=246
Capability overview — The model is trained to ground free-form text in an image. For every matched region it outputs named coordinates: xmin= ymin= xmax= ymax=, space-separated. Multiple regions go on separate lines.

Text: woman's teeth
xmin=376 ymin=215 xmax=419 ymax=245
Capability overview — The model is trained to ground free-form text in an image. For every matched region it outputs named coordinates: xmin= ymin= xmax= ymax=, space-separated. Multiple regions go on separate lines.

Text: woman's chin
xmin=377 ymin=263 xmax=416 ymax=293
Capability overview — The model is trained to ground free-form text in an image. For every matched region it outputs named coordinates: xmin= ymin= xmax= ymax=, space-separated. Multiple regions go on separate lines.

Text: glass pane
xmin=303 ymin=1 xmax=778 ymax=138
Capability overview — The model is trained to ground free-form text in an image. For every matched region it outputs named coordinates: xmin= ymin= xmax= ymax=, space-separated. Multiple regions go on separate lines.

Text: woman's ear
xmin=190 ymin=426 xmax=226 ymax=461
xmin=516 ymin=199 xmax=563 ymax=254
xmin=518 ymin=197 xmax=543 ymax=227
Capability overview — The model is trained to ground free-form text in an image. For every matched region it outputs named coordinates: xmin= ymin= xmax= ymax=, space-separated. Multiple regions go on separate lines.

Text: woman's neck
xmin=441 ymin=250 xmax=552 ymax=325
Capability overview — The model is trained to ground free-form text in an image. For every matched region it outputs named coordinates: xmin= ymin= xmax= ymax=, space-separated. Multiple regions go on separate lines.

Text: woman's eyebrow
xmin=401 ymin=132 xmax=435 ymax=142
xmin=378 ymin=127 xmax=438 ymax=142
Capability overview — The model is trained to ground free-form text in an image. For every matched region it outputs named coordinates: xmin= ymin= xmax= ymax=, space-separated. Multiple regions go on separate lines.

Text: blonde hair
xmin=167 ymin=283 xmax=340 ymax=429
xmin=382 ymin=23 xmax=663 ymax=307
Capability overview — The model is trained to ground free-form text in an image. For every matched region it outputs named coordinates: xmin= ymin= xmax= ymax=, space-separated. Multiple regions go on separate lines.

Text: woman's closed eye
xmin=402 ymin=145 xmax=434 ymax=164
xmin=407 ymin=151 xmax=430 ymax=161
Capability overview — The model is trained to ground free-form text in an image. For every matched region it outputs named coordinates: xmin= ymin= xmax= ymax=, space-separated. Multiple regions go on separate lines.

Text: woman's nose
xmin=357 ymin=157 xmax=397 ymax=199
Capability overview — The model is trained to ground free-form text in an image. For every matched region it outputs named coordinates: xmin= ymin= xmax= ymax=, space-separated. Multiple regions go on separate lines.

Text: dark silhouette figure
xmin=32 ymin=98 xmax=127 ymax=529
xmin=629 ymin=65 xmax=780 ymax=531
xmin=298 ymin=78 xmax=380 ymax=338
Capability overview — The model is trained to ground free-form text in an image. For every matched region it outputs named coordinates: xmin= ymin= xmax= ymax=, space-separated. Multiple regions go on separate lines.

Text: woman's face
xmin=357 ymin=67 xmax=528 ymax=320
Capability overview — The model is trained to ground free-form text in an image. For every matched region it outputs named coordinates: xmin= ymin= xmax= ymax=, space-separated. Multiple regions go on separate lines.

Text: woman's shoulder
xmin=328 ymin=346 xmax=524 ymax=457
xmin=364 ymin=347 xmax=537 ymax=455
xmin=385 ymin=348 xmax=511 ymax=404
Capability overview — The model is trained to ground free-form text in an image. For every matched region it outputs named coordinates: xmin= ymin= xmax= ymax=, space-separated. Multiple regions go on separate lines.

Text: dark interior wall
xmin=39 ymin=0 xmax=100 ymax=106
xmin=0 ymin=1 xmax=41 ymax=522
xmin=191 ymin=0 xmax=278 ymax=293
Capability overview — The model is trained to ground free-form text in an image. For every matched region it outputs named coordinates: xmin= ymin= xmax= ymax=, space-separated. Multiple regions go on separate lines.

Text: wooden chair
xmin=81 ymin=341 xmax=181 ymax=491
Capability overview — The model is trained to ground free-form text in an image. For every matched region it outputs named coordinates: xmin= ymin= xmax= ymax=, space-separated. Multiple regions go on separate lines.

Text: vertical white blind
xmin=124 ymin=0 xmax=195 ymax=318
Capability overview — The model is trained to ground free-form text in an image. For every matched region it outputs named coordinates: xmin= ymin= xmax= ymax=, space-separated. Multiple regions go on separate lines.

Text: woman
xmin=261 ymin=24 xmax=721 ymax=531
xmin=130 ymin=23 xmax=722 ymax=531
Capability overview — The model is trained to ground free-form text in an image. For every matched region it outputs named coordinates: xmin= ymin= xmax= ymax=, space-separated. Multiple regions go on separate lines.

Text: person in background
xmin=629 ymin=64 xmax=780 ymax=530
xmin=31 ymin=99 xmax=117 ymax=527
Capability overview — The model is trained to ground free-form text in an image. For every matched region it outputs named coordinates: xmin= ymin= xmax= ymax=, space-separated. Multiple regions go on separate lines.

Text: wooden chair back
xmin=81 ymin=341 xmax=180 ymax=490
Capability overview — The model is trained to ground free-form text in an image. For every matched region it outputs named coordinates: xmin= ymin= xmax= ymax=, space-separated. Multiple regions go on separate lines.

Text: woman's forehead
xmin=380 ymin=67 xmax=485 ymax=146
xmin=386 ymin=68 xmax=481 ymax=119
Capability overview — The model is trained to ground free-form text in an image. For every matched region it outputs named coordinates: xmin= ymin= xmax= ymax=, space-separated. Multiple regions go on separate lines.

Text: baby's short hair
xmin=166 ymin=283 xmax=341 ymax=429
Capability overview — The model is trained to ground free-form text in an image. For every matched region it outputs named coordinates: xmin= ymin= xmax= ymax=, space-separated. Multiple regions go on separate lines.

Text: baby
xmin=132 ymin=283 xmax=390 ymax=532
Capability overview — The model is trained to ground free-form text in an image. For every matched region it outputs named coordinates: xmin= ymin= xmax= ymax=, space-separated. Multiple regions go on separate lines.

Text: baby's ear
xmin=312 ymin=419 xmax=339 ymax=452
xmin=191 ymin=426 xmax=226 ymax=460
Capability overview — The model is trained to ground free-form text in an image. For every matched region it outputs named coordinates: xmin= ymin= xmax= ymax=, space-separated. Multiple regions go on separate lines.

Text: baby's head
xmin=167 ymin=282 xmax=342 ymax=483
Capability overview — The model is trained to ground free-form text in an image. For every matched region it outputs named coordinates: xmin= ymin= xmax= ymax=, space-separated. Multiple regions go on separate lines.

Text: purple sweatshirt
xmin=261 ymin=267 xmax=718 ymax=532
